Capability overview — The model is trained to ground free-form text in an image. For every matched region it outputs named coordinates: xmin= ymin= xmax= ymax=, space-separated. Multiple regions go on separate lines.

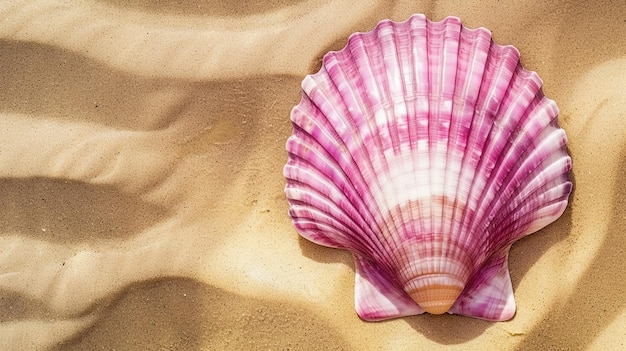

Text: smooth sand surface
xmin=0 ymin=0 xmax=625 ymax=349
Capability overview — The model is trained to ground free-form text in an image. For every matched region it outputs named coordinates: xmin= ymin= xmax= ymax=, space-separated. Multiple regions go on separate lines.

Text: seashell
xmin=283 ymin=14 xmax=572 ymax=321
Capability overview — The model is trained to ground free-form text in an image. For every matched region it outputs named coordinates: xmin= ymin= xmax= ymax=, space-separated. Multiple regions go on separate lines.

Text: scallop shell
xmin=283 ymin=14 xmax=572 ymax=321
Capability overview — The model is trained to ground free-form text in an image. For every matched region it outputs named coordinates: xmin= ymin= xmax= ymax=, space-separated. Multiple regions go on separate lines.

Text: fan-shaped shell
xmin=283 ymin=14 xmax=572 ymax=321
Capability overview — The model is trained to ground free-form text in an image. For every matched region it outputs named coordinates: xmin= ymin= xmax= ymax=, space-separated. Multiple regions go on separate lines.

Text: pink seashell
xmin=283 ymin=14 xmax=572 ymax=321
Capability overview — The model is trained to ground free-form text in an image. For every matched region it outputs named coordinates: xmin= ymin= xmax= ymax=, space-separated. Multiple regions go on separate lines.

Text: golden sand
xmin=0 ymin=1 xmax=624 ymax=349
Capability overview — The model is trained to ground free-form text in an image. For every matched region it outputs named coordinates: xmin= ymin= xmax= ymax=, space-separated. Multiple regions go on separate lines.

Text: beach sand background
xmin=0 ymin=0 xmax=624 ymax=349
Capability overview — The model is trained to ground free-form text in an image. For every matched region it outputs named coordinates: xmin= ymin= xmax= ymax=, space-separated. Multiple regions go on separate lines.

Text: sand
xmin=0 ymin=0 xmax=624 ymax=350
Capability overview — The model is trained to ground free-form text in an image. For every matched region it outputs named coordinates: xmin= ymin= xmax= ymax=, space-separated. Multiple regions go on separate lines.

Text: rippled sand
xmin=0 ymin=1 xmax=624 ymax=349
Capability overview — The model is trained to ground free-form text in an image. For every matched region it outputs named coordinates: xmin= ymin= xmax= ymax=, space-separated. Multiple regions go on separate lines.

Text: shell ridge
xmin=405 ymin=15 xmax=434 ymax=282
xmin=489 ymin=161 xmax=571 ymax=236
xmin=490 ymin=127 xmax=568 ymax=217
xmin=520 ymin=195 xmax=570 ymax=235
xmin=287 ymin=120 xmax=350 ymax=192
xmin=374 ymin=19 xmax=416 ymax=263
xmin=446 ymin=40 xmax=492 ymax=270
xmin=284 ymin=165 xmax=377 ymax=252
xmin=385 ymin=17 xmax=448 ymax=300
xmin=445 ymin=28 xmax=493 ymax=265
xmin=464 ymin=67 xmax=547 ymax=251
xmin=426 ymin=18 xmax=462 ymax=278
xmin=379 ymin=18 xmax=453 ymax=279
xmin=491 ymin=155 xmax=572 ymax=238
xmin=292 ymin=204 xmax=387 ymax=257
xmin=285 ymin=151 xmax=396 ymax=265
xmin=470 ymin=97 xmax=565 ymax=245
xmin=343 ymin=24 xmax=419 ymax=273
xmin=288 ymin=106 xmax=368 ymax=217
xmin=338 ymin=50 xmax=412 ymax=273
xmin=289 ymin=207 xmax=357 ymax=249
xmin=284 ymin=155 xmax=367 ymax=242
xmin=325 ymin=37 xmax=410 ymax=273
xmin=437 ymin=28 xmax=465 ymax=282
xmin=458 ymin=43 xmax=527 ymax=260
xmin=395 ymin=18 xmax=423 ymax=257
xmin=436 ymin=40 xmax=544 ymax=306
xmin=454 ymin=44 xmax=514 ymax=260
xmin=287 ymin=100 xmax=392 ymax=259
xmin=407 ymin=14 xmax=432 ymax=267
xmin=304 ymin=62 xmax=379 ymax=197
xmin=440 ymin=22 xmax=489 ymax=270
xmin=386 ymin=30 xmax=434 ymax=282
xmin=452 ymin=46 xmax=502 ymax=255
xmin=478 ymin=157 xmax=571 ymax=245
